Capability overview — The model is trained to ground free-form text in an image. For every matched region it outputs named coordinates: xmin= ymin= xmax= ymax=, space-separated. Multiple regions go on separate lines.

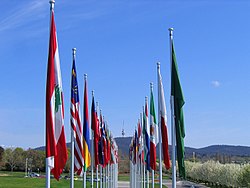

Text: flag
xmin=110 ymin=133 xmax=118 ymax=164
xmin=138 ymin=120 xmax=143 ymax=163
xmin=83 ymin=77 xmax=91 ymax=172
xmin=98 ymin=114 xmax=107 ymax=167
xmin=91 ymin=95 xmax=99 ymax=167
xmin=106 ymin=127 xmax=111 ymax=163
xmin=171 ymin=42 xmax=186 ymax=179
xmin=157 ymin=64 xmax=171 ymax=170
xmin=70 ymin=55 xmax=83 ymax=175
xmin=46 ymin=10 xmax=68 ymax=180
xmin=150 ymin=84 xmax=158 ymax=170
xmin=143 ymin=98 xmax=150 ymax=171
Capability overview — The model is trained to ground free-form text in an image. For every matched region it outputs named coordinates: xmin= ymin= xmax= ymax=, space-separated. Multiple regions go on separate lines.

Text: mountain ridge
xmin=34 ymin=136 xmax=250 ymax=157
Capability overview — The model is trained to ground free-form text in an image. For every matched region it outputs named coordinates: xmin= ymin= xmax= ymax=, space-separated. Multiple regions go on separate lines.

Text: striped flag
xmin=83 ymin=76 xmax=91 ymax=171
xmin=143 ymin=97 xmax=150 ymax=171
xmin=46 ymin=10 xmax=68 ymax=180
xmin=150 ymin=84 xmax=158 ymax=170
xmin=91 ymin=95 xmax=99 ymax=167
xmin=70 ymin=54 xmax=83 ymax=175
xmin=157 ymin=64 xmax=171 ymax=170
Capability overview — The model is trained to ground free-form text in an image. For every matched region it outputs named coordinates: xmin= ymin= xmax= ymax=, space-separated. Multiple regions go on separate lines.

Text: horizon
xmin=0 ymin=1 xmax=250 ymax=149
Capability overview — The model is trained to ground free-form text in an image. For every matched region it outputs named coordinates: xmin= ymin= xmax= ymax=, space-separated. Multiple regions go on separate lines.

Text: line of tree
xmin=0 ymin=146 xmax=46 ymax=172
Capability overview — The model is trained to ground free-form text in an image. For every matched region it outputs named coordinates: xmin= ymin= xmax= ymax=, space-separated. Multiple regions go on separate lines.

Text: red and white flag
xmin=157 ymin=64 xmax=171 ymax=169
xmin=46 ymin=10 xmax=68 ymax=180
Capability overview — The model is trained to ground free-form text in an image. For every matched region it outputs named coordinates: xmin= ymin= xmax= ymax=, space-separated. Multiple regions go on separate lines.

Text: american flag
xmin=70 ymin=53 xmax=83 ymax=175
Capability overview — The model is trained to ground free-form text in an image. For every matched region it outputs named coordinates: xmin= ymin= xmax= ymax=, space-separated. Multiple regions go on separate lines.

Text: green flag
xmin=171 ymin=42 xmax=186 ymax=179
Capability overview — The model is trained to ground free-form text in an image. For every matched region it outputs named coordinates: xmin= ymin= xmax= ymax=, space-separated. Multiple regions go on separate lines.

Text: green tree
xmin=3 ymin=147 xmax=25 ymax=171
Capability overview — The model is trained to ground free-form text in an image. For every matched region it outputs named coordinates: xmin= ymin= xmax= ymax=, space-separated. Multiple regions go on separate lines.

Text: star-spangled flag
xmin=70 ymin=54 xmax=84 ymax=175
xmin=46 ymin=10 xmax=68 ymax=180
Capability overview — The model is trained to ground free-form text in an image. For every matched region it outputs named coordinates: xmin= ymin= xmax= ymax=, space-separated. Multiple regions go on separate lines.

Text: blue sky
xmin=0 ymin=0 xmax=250 ymax=149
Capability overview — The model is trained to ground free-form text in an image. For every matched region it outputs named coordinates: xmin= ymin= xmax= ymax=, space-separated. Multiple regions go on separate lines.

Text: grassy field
xmin=0 ymin=171 xmax=167 ymax=188
xmin=0 ymin=171 xmax=92 ymax=188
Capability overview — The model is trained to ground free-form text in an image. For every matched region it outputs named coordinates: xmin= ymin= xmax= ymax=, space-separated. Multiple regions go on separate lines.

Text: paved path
xmin=118 ymin=180 xmax=208 ymax=188
xmin=118 ymin=181 xmax=130 ymax=188
xmin=163 ymin=180 xmax=208 ymax=188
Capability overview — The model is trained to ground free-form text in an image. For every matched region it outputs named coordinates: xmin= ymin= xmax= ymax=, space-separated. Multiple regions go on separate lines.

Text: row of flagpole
xmin=129 ymin=28 xmax=186 ymax=188
xmin=45 ymin=1 xmax=118 ymax=188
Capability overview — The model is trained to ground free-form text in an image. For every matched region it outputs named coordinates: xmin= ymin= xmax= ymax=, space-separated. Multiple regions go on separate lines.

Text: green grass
xmin=0 ymin=171 xmax=92 ymax=188
xmin=0 ymin=171 xmax=168 ymax=188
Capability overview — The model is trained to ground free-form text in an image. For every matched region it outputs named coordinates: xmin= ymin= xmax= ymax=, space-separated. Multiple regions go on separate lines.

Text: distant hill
xmin=35 ymin=136 xmax=250 ymax=158
xmin=115 ymin=137 xmax=250 ymax=158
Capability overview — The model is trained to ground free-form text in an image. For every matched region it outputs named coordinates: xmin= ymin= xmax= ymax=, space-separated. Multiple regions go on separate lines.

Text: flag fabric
xmin=70 ymin=55 xmax=83 ymax=175
xmin=157 ymin=64 xmax=171 ymax=170
xmin=110 ymin=133 xmax=118 ymax=164
xmin=46 ymin=10 xmax=68 ymax=181
xmin=143 ymin=98 xmax=150 ymax=171
xmin=91 ymin=95 xmax=100 ymax=167
xmin=150 ymin=85 xmax=158 ymax=170
xmin=106 ymin=127 xmax=111 ymax=163
xmin=138 ymin=120 xmax=143 ymax=163
xmin=171 ymin=42 xmax=186 ymax=179
xmin=83 ymin=78 xmax=91 ymax=172
xmin=98 ymin=115 xmax=107 ymax=167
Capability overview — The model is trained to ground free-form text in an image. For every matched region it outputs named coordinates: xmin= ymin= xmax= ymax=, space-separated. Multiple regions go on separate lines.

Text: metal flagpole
xmin=96 ymin=165 xmax=99 ymax=188
xmin=70 ymin=48 xmax=76 ymax=188
xmin=100 ymin=166 xmax=103 ymax=188
xmin=152 ymin=170 xmax=154 ymax=188
xmin=91 ymin=91 xmax=95 ymax=188
xmin=46 ymin=1 xmax=55 ymax=187
xmin=145 ymin=96 xmax=149 ymax=188
xmin=142 ymin=106 xmax=146 ymax=188
xmin=150 ymin=82 xmax=154 ymax=188
xmin=96 ymin=102 xmax=99 ymax=188
xmin=157 ymin=62 xmax=163 ymax=188
xmin=169 ymin=27 xmax=177 ymax=188
xmin=146 ymin=170 xmax=149 ymax=188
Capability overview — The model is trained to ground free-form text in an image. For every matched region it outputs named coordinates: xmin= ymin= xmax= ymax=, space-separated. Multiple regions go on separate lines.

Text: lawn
xmin=0 ymin=171 xmax=91 ymax=188
xmin=0 ymin=171 xmax=167 ymax=187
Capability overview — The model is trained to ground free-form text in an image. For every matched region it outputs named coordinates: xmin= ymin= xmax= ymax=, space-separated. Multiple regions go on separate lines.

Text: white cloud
xmin=0 ymin=1 xmax=47 ymax=33
xmin=211 ymin=80 xmax=221 ymax=88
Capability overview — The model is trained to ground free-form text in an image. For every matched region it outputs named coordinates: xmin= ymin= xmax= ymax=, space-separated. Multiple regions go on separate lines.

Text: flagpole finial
xmin=157 ymin=62 xmax=160 ymax=69
xmin=84 ymin=74 xmax=87 ymax=81
xmin=49 ymin=0 xmax=55 ymax=10
xmin=169 ymin=28 xmax=174 ymax=36
xmin=72 ymin=48 xmax=76 ymax=56
xmin=150 ymin=82 xmax=153 ymax=89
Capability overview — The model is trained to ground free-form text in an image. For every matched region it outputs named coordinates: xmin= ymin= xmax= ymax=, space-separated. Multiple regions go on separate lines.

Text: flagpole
xmin=46 ymin=1 xmax=55 ymax=187
xmin=96 ymin=102 xmax=99 ymax=188
xmin=142 ymin=106 xmax=146 ymax=188
xmin=91 ymin=91 xmax=95 ymax=188
xmin=70 ymin=48 xmax=77 ymax=188
xmin=157 ymin=62 xmax=163 ymax=188
xmin=145 ymin=96 xmax=149 ymax=188
xmin=150 ymin=82 xmax=155 ymax=188
xmin=83 ymin=74 xmax=88 ymax=188
xmin=169 ymin=27 xmax=177 ymax=188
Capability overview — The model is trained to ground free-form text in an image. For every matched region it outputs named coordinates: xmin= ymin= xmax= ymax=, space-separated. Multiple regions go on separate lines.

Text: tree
xmin=0 ymin=146 xmax=4 ymax=170
xmin=24 ymin=149 xmax=45 ymax=172
xmin=3 ymin=147 xmax=24 ymax=171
